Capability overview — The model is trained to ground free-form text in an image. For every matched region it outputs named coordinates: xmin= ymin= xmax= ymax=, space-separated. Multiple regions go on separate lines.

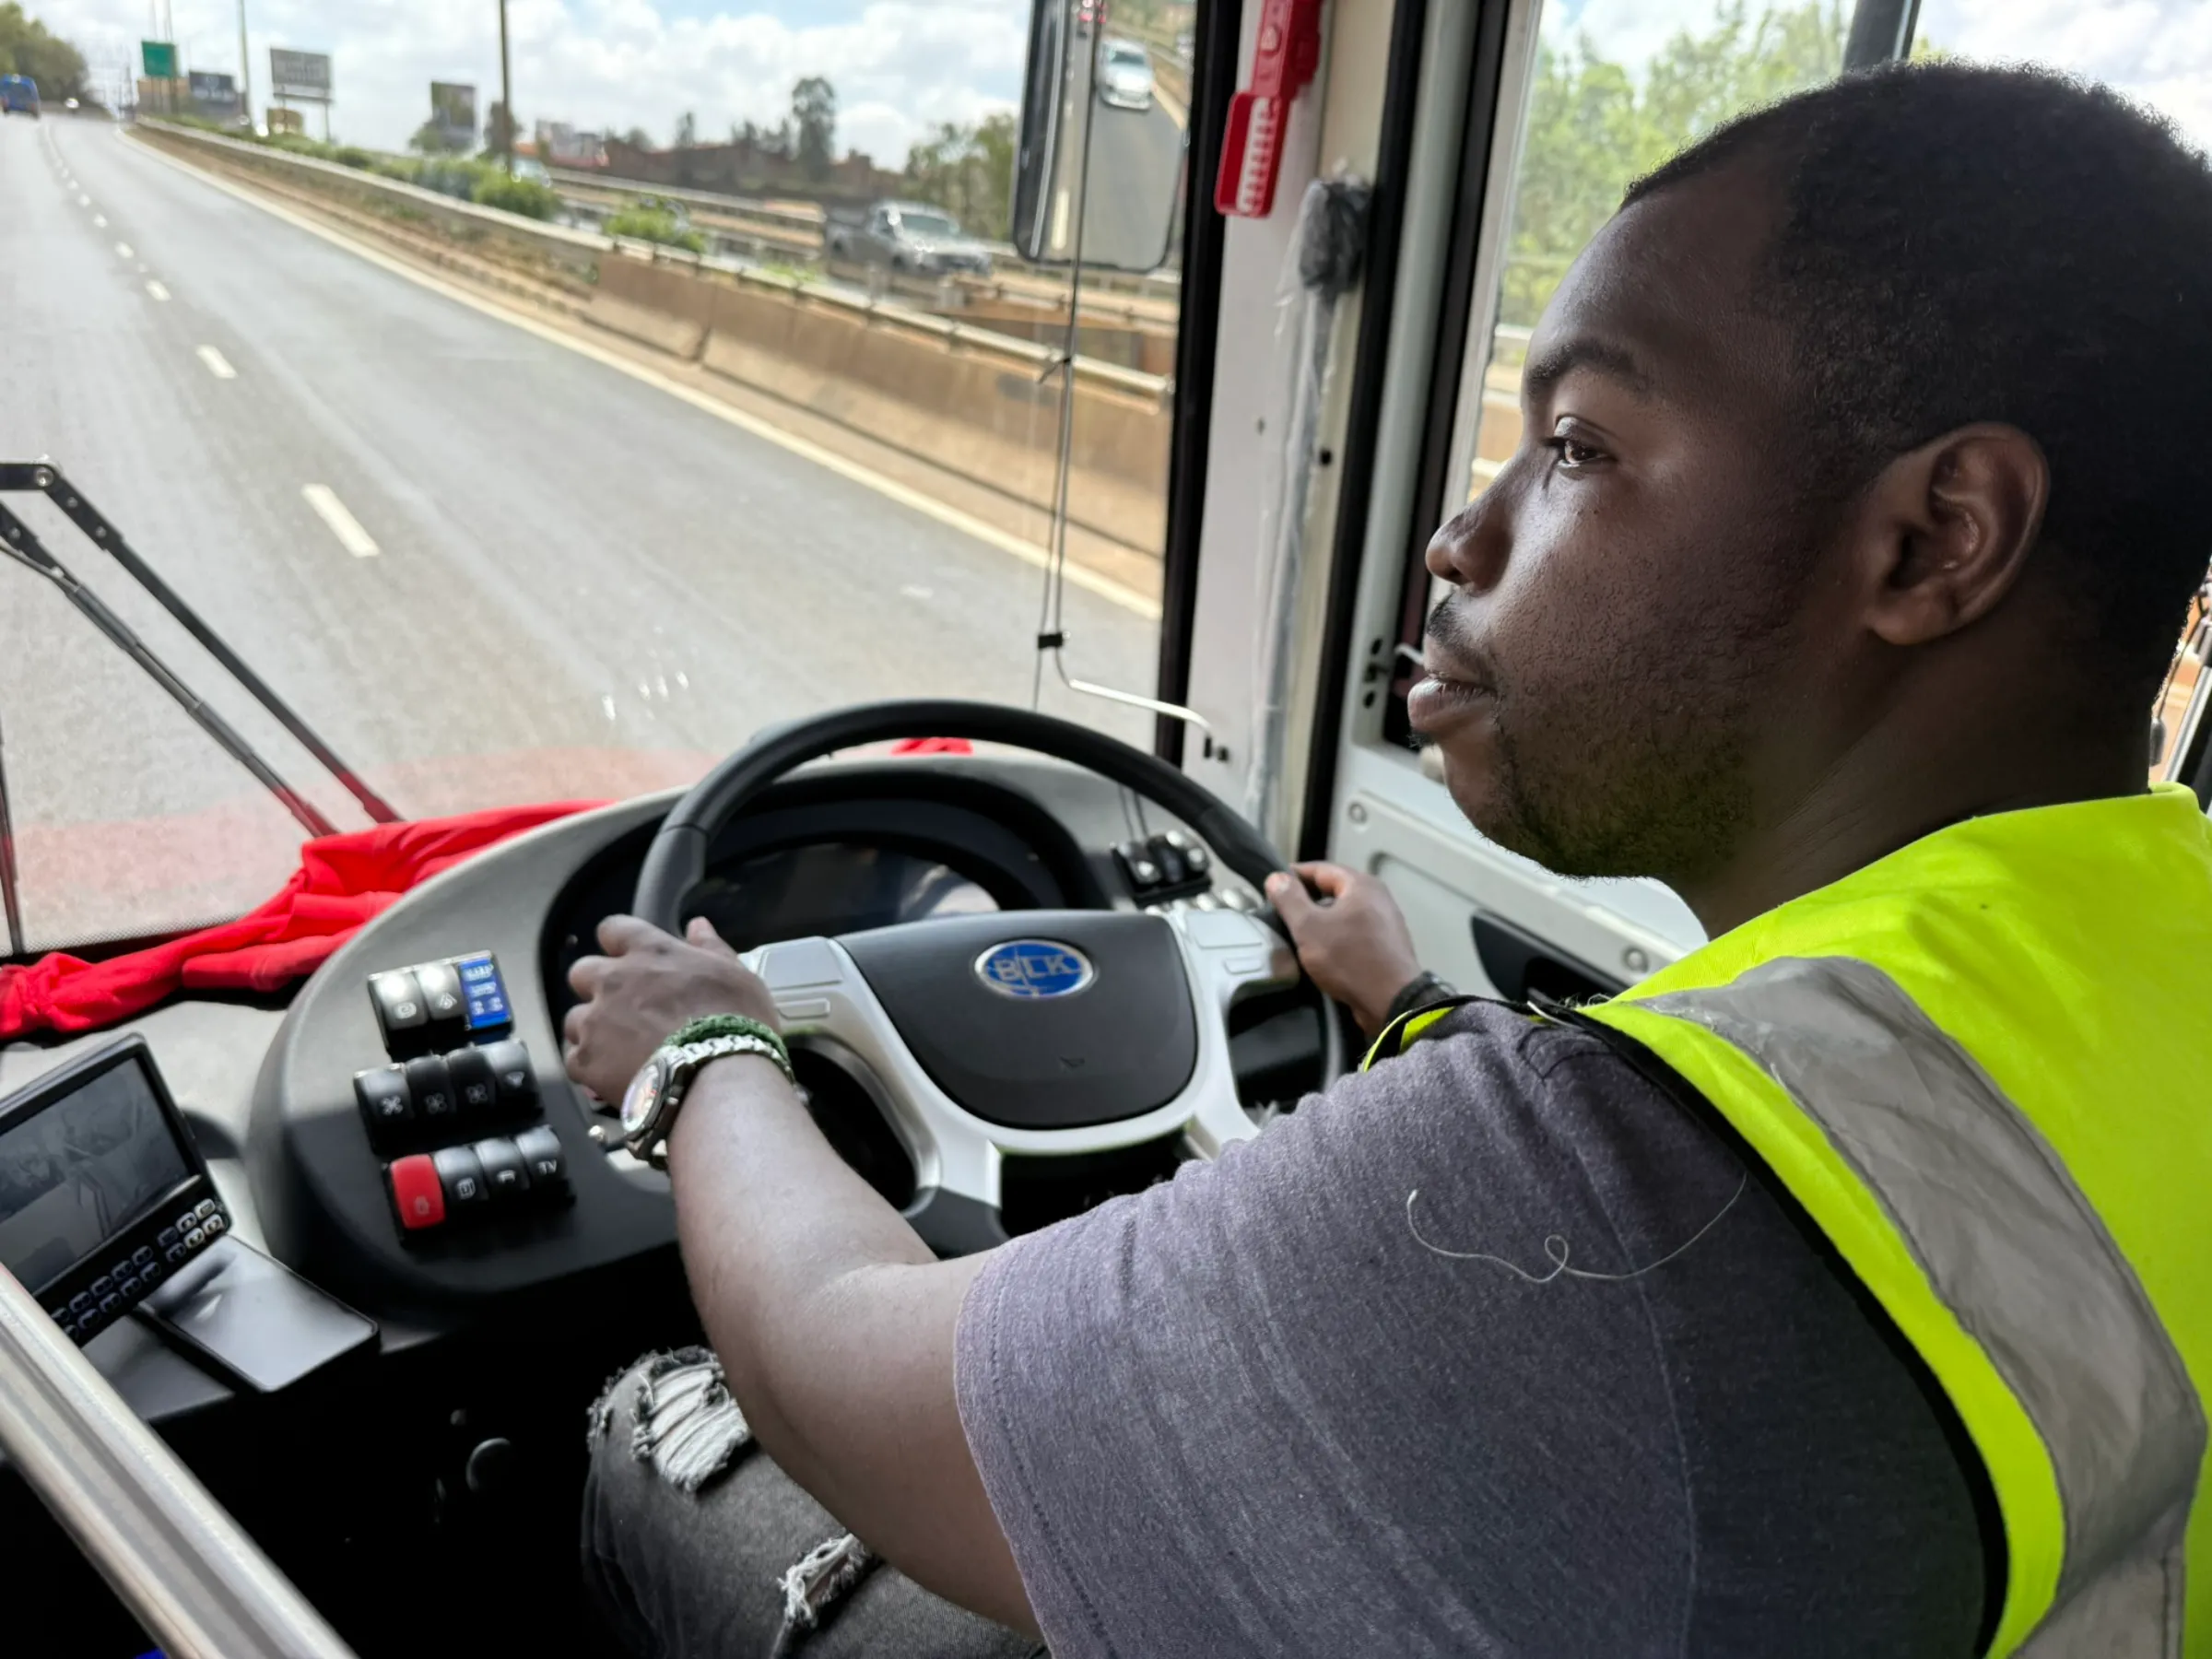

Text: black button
xmin=194 ymin=1200 xmax=217 ymax=1220
xmin=354 ymin=1066 xmax=413 ymax=1135
xmin=166 ymin=1245 xmax=185 ymax=1265
xmin=132 ymin=1246 xmax=154 ymax=1266
xmin=112 ymin=1271 xmax=138 ymax=1299
xmin=97 ymin=1296 xmax=120 ymax=1318
xmin=432 ymin=1145 xmax=491 ymax=1211
xmin=477 ymin=1039 xmax=536 ymax=1112
xmin=158 ymin=1227 xmax=178 ymax=1248
xmin=1115 ymin=841 xmax=1162 ymax=889
xmin=184 ymin=1228 xmax=206 ymax=1251
xmin=204 ymin=1214 xmax=227 ymax=1237
xmin=1150 ymin=838 xmax=1190 ymax=885
xmin=445 ymin=1046 xmax=498 ymax=1116
xmin=512 ymin=1124 xmax=567 ymax=1189
xmin=90 ymin=1275 xmax=112 ymax=1298
xmin=415 ymin=960 xmax=468 ymax=1037
xmin=69 ymin=1292 xmax=93 ymax=1314
xmin=138 ymin=1261 xmax=165 ymax=1288
xmin=370 ymin=970 xmax=428 ymax=1046
xmin=405 ymin=1055 xmax=457 ymax=1123
xmin=472 ymin=1136 xmax=530 ymax=1201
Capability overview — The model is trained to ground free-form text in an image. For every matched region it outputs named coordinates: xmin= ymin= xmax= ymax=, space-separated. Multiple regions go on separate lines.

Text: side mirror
xmin=1012 ymin=0 xmax=1188 ymax=273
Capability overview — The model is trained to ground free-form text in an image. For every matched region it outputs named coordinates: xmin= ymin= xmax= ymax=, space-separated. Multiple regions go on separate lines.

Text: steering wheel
xmin=633 ymin=700 xmax=1330 ymax=1254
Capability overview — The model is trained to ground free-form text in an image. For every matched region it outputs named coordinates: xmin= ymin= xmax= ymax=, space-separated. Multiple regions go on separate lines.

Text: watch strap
xmin=1382 ymin=971 xmax=1458 ymax=1030
xmin=665 ymin=1015 xmax=793 ymax=1084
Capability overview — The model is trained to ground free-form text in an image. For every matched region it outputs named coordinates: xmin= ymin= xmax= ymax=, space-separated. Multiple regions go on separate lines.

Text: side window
xmin=1388 ymin=2 xmax=1848 ymax=735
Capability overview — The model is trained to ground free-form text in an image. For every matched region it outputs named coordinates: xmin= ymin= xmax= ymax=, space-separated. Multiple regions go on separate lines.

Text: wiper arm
xmin=0 ymin=463 xmax=401 ymax=829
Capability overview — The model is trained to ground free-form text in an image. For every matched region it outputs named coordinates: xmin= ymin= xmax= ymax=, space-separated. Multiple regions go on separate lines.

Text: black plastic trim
xmin=1294 ymin=0 xmax=1479 ymax=858
xmin=1153 ymin=0 xmax=1245 ymax=763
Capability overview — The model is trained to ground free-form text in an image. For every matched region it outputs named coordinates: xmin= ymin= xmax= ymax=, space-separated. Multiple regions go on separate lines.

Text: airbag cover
xmin=838 ymin=911 xmax=1195 ymax=1130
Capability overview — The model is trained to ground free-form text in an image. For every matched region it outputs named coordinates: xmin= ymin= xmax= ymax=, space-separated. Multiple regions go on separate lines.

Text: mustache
xmin=1421 ymin=595 xmax=1495 ymax=688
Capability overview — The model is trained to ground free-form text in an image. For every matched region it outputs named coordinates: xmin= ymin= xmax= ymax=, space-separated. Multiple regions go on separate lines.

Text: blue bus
xmin=0 ymin=74 xmax=40 ymax=117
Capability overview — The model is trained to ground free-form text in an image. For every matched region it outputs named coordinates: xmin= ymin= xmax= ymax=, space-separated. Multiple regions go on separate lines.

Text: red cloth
xmin=0 ymin=802 xmax=604 ymax=1041
xmin=889 ymin=737 xmax=975 ymax=756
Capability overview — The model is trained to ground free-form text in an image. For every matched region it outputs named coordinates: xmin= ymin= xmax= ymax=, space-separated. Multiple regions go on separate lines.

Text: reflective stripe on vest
xmin=1619 ymin=956 xmax=2203 ymax=1656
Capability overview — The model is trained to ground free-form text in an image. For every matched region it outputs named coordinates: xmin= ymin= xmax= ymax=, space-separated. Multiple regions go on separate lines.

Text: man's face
xmin=1415 ymin=168 xmax=1835 ymax=884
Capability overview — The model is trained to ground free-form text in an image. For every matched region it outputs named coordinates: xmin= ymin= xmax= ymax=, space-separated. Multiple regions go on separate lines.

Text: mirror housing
xmin=1012 ymin=0 xmax=1190 ymax=273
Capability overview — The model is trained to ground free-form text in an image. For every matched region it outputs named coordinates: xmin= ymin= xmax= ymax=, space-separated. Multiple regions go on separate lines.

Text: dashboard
xmin=218 ymin=753 xmax=1312 ymax=1324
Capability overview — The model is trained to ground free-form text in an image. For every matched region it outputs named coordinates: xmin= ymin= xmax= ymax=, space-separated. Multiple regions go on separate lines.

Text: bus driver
xmin=563 ymin=63 xmax=2212 ymax=1659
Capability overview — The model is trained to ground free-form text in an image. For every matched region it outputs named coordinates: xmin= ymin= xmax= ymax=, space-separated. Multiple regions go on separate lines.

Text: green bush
xmin=472 ymin=172 xmax=561 ymax=220
xmin=605 ymin=206 xmax=704 ymax=253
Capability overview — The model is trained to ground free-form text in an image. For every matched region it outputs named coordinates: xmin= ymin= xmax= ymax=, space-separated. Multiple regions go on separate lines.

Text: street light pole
xmin=498 ymin=0 xmax=513 ymax=173
xmin=236 ymin=0 xmax=251 ymax=131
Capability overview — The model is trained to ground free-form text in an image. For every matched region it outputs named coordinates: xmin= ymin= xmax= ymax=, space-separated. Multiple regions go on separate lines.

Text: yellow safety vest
xmin=1373 ymin=784 xmax=2212 ymax=1655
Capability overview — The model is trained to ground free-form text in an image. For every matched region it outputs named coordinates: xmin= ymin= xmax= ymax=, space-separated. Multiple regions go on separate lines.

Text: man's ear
xmin=1853 ymin=423 xmax=2051 ymax=647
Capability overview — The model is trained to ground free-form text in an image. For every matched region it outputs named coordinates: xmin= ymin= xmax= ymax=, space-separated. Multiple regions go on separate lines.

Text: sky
xmin=34 ymin=0 xmax=2212 ymax=158
xmin=41 ymin=0 xmax=1033 ymax=160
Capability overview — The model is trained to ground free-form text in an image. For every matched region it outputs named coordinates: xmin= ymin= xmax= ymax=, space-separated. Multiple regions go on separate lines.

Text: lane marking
xmin=145 ymin=279 xmax=171 ymax=301
xmin=301 ymin=485 xmax=381 ymax=558
xmin=196 ymin=346 xmax=238 ymax=380
xmin=93 ymin=213 xmax=107 ymax=228
xmin=78 ymin=194 xmax=91 ymax=207
xmin=125 ymin=131 xmax=1159 ymax=619
xmin=115 ymin=241 xmax=134 ymax=258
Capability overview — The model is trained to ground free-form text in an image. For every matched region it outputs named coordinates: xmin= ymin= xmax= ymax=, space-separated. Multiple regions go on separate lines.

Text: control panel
xmin=1114 ymin=828 xmax=1216 ymax=902
xmin=357 ymin=952 xmax=568 ymax=1240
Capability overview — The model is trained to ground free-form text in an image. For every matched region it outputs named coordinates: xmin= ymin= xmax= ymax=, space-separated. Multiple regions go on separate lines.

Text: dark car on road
xmin=827 ymin=201 xmax=994 ymax=277
xmin=1 ymin=75 xmax=41 ymax=117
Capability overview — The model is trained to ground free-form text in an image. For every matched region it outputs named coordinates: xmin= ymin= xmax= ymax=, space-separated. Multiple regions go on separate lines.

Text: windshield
xmin=0 ymin=1 xmax=1194 ymax=951
xmin=1106 ymin=43 xmax=1150 ymax=68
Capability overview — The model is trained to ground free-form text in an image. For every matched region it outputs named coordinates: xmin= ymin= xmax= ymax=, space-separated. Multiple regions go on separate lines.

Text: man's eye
xmin=1547 ymin=430 xmax=1604 ymax=469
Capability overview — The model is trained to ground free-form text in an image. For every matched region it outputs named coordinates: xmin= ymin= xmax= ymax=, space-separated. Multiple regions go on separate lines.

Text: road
xmin=0 ymin=114 xmax=1158 ymax=951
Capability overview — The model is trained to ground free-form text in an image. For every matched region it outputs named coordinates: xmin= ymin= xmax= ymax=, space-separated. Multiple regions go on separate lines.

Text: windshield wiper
xmin=0 ymin=464 xmax=404 ymax=947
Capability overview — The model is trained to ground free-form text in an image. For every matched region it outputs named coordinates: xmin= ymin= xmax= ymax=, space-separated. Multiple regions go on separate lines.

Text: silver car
xmin=1097 ymin=39 xmax=1156 ymax=112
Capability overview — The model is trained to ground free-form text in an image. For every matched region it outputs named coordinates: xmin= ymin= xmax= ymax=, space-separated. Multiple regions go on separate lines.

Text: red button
xmin=388 ymin=1155 xmax=446 ymax=1231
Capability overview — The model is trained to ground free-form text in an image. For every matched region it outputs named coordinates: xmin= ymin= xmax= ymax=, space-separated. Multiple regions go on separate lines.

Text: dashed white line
xmin=115 ymin=241 xmax=134 ymax=259
xmin=145 ymin=280 xmax=171 ymax=301
xmin=77 ymin=194 xmax=91 ymax=207
xmin=196 ymin=346 xmax=237 ymax=381
xmin=93 ymin=214 xmax=107 ymax=228
xmin=300 ymin=485 xmax=380 ymax=559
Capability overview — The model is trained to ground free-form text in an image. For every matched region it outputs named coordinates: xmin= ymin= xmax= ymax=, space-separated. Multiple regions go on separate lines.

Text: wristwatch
xmin=621 ymin=1022 xmax=793 ymax=1165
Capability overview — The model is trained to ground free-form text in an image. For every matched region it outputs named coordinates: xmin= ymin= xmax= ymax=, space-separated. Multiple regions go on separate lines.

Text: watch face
xmin=620 ymin=1055 xmax=668 ymax=1138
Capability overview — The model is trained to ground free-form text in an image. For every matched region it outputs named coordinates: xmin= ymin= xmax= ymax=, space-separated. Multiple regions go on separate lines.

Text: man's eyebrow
xmin=1523 ymin=337 xmax=1658 ymax=402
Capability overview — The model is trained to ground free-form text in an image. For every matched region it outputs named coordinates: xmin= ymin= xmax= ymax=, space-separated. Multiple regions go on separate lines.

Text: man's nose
xmin=1425 ymin=491 xmax=1510 ymax=592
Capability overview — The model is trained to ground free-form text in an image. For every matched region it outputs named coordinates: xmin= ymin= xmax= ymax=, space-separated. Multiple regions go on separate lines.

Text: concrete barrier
xmin=594 ymin=256 xmax=1171 ymax=553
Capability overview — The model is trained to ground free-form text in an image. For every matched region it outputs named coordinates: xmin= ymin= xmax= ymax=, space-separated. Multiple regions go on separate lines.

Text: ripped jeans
xmin=582 ymin=1349 xmax=1047 ymax=1659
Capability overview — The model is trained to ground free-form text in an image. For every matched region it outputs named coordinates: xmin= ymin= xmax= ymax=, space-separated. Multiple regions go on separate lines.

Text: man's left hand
xmin=563 ymin=915 xmax=780 ymax=1103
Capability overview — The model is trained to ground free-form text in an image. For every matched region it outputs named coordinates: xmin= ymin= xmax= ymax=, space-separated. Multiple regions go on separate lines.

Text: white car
xmin=1097 ymin=39 xmax=1156 ymax=112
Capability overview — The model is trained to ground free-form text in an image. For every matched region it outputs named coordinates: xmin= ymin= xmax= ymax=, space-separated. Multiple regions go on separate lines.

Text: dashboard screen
xmin=0 ymin=1057 xmax=192 ymax=1292
xmin=690 ymin=842 xmax=999 ymax=949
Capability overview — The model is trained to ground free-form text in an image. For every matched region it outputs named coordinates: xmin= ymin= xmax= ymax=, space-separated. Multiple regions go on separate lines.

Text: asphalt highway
xmin=0 ymin=113 xmax=1158 ymax=950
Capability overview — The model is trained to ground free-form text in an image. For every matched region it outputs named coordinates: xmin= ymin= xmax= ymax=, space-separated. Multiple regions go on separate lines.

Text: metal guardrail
xmin=136 ymin=120 xmax=1172 ymax=400
xmin=0 ymin=1266 xmax=356 ymax=1659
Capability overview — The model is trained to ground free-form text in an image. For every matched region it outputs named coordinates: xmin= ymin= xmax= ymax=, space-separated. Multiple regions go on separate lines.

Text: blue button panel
xmin=456 ymin=952 xmax=512 ymax=1032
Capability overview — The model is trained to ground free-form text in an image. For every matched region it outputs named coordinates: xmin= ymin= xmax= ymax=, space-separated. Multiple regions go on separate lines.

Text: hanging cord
xmin=1406 ymin=1171 xmax=1748 ymax=1285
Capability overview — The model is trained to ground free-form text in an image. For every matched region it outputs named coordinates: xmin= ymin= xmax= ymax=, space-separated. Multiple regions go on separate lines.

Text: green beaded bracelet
xmin=665 ymin=1014 xmax=794 ymax=1083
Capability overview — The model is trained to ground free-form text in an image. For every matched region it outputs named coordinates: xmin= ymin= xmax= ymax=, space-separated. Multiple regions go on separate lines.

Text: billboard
xmin=430 ymin=81 xmax=477 ymax=143
xmin=268 ymin=48 xmax=332 ymax=101
xmin=188 ymin=70 xmax=239 ymax=115
xmin=141 ymin=41 xmax=177 ymax=80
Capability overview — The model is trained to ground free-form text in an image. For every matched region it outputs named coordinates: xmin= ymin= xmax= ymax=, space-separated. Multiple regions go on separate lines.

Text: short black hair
xmin=1627 ymin=62 xmax=2212 ymax=690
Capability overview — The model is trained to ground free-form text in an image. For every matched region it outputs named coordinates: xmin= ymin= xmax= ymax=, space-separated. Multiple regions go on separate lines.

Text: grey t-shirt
xmin=954 ymin=1003 xmax=1989 ymax=1657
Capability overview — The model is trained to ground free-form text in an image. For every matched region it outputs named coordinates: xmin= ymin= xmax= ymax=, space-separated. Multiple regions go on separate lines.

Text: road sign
xmin=141 ymin=41 xmax=177 ymax=80
xmin=188 ymin=71 xmax=239 ymax=115
xmin=430 ymin=81 xmax=477 ymax=144
xmin=268 ymin=48 xmax=332 ymax=102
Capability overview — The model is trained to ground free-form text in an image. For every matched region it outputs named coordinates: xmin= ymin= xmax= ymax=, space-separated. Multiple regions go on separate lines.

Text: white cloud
xmin=40 ymin=0 xmax=1028 ymax=159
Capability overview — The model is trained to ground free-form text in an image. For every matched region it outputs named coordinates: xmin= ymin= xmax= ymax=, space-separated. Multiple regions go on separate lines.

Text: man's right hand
xmin=1265 ymin=863 xmax=1425 ymax=1037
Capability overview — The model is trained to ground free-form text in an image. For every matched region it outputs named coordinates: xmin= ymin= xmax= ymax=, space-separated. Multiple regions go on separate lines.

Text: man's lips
xmin=1407 ymin=641 xmax=1496 ymax=734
